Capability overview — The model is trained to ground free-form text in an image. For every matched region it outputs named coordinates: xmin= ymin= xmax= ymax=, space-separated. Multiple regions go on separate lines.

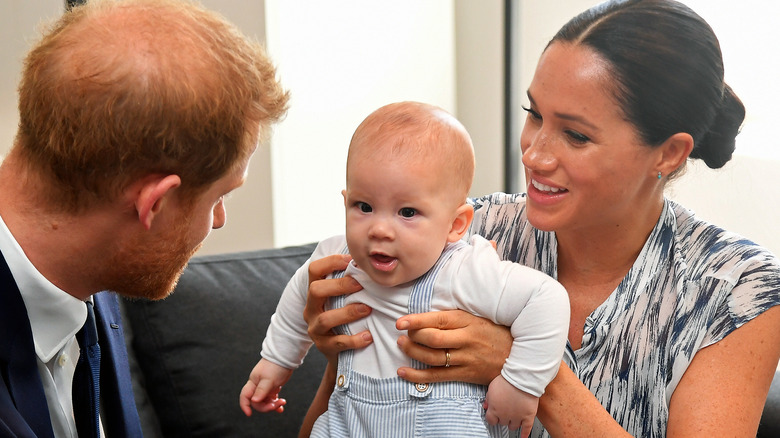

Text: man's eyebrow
xmin=526 ymin=90 xmax=599 ymax=131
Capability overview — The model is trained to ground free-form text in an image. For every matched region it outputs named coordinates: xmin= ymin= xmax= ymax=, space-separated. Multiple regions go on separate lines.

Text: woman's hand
xmin=395 ymin=309 xmax=512 ymax=385
xmin=303 ymin=254 xmax=372 ymax=363
xmin=299 ymin=255 xmax=371 ymax=438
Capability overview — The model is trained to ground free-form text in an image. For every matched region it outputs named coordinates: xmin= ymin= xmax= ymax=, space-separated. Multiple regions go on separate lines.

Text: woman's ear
xmin=447 ymin=203 xmax=474 ymax=243
xmin=134 ymin=174 xmax=182 ymax=230
xmin=657 ymin=132 xmax=694 ymax=176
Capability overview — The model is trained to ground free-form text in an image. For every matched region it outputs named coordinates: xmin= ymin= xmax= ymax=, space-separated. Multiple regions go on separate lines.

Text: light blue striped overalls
xmin=310 ymin=242 xmax=519 ymax=438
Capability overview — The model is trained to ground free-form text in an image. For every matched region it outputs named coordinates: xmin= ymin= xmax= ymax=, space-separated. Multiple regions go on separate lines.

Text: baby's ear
xmin=447 ymin=203 xmax=474 ymax=242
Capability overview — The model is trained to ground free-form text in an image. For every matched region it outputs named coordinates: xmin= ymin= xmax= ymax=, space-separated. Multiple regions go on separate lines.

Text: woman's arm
xmin=396 ymin=311 xmax=631 ymax=436
xmin=397 ymin=307 xmax=780 ymax=437
xmin=542 ymin=306 xmax=780 ymax=437
xmin=397 ymin=310 xmax=630 ymax=436
xmin=298 ymin=361 xmax=337 ymax=438
xmin=535 ymin=362 xmax=631 ymax=437
xmin=298 ymin=254 xmax=372 ymax=437
xmin=666 ymin=305 xmax=780 ymax=437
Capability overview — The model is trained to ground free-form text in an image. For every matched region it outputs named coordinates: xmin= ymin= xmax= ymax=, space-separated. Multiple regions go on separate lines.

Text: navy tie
xmin=73 ymin=301 xmax=101 ymax=438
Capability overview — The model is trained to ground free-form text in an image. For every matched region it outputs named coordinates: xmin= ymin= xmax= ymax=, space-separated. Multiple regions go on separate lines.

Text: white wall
xmin=193 ymin=0 xmax=273 ymax=255
xmin=669 ymin=156 xmax=780 ymax=253
xmin=0 ymin=0 xmax=63 ymax=159
xmin=3 ymin=1 xmax=777 ymax=256
xmin=0 ymin=0 xmax=505 ymax=255
xmin=263 ymin=0 xmax=506 ymax=249
xmin=455 ymin=0 xmax=504 ymax=198
xmin=263 ymin=0 xmax=458 ymax=248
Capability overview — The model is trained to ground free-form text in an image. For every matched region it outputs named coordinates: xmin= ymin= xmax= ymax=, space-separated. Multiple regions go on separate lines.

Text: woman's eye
xmin=399 ymin=207 xmax=416 ymax=218
xmin=565 ymin=130 xmax=591 ymax=144
xmin=357 ymin=202 xmax=372 ymax=213
xmin=521 ymin=105 xmax=542 ymax=121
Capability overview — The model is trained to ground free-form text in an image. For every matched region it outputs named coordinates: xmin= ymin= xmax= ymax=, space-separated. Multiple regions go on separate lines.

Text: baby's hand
xmin=483 ymin=375 xmax=538 ymax=438
xmin=239 ymin=358 xmax=294 ymax=416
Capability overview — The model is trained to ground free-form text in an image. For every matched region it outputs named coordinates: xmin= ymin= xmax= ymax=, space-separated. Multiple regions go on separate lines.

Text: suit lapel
xmin=0 ymin=251 xmax=55 ymax=438
xmin=94 ymin=291 xmax=143 ymax=437
xmin=0 ymin=251 xmax=143 ymax=437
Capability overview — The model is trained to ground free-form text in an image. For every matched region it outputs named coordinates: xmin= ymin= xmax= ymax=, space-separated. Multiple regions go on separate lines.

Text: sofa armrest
xmin=122 ymin=243 xmax=325 ymax=438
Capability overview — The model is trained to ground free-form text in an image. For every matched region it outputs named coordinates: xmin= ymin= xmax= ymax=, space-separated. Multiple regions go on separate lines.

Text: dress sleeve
xmin=701 ymin=248 xmax=780 ymax=348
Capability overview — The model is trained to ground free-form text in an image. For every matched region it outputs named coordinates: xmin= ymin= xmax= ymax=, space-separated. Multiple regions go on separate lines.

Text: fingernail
xmin=397 ymin=369 xmax=406 ymax=378
xmin=362 ymin=332 xmax=373 ymax=343
xmin=397 ymin=320 xmax=409 ymax=330
xmin=357 ymin=304 xmax=370 ymax=314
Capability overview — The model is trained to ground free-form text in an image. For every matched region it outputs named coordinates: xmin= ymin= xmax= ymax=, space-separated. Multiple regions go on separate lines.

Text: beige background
xmin=1 ymin=0 xmax=777 ymax=256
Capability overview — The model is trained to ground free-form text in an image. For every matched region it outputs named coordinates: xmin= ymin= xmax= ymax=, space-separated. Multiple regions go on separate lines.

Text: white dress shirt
xmin=0 ymin=214 xmax=103 ymax=437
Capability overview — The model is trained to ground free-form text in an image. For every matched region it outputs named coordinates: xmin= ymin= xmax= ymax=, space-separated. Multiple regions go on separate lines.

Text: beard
xmin=105 ymin=214 xmax=203 ymax=301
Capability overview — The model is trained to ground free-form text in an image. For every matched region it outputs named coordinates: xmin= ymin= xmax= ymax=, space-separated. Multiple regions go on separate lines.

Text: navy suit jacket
xmin=0 ymin=251 xmax=142 ymax=437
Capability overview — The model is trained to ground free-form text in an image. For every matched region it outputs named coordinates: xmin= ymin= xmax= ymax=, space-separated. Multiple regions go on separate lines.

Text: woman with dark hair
xmin=301 ymin=1 xmax=780 ymax=436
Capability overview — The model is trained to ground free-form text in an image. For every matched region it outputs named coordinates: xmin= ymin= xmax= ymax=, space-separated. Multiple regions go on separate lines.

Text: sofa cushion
xmin=122 ymin=243 xmax=324 ymax=438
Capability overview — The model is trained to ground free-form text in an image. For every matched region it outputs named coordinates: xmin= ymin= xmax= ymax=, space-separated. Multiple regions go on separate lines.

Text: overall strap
xmin=324 ymin=244 xmax=356 ymax=389
xmin=407 ymin=240 xmax=466 ymax=398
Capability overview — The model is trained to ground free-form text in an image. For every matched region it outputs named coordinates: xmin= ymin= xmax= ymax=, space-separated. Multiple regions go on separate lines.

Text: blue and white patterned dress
xmin=470 ymin=192 xmax=780 ymax=438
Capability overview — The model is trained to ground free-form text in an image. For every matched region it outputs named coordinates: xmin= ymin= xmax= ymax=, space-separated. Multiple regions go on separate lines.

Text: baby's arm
xmin=484 ymin=375 xmax=538 ymax=438
xmin=240 ymin=237 xmax=350 ymax=416
xmin=240 ymin=358 xmax=293 ymax=416
xmin=447 ymin=236 xmax=569 ymax=432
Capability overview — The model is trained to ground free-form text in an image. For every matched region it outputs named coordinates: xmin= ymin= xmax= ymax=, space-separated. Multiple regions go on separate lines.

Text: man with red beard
xmin=0 ymin=1 xmax=288 ymax=436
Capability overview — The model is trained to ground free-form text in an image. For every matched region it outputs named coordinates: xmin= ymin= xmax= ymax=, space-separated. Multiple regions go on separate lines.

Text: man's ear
xmin=134 ymin=175 xmax=182 ymax=230
xmin=657 ymin=132 xmax=694 ymax=177
xmin=447 ymin=203 xmax=474 ymax=243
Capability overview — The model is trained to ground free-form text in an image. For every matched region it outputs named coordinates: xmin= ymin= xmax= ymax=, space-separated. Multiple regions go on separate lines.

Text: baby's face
xmin=343 ymin=153 xmax=458 ymax=287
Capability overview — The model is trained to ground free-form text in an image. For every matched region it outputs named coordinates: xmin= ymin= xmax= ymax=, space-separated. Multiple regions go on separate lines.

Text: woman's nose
xmin=521 ymin=130 xmax=557 ymax=172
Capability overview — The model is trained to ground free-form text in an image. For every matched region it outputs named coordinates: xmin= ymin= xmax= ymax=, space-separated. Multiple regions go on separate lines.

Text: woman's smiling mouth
xmin=531 ymin=179 xmax=567 ymax=193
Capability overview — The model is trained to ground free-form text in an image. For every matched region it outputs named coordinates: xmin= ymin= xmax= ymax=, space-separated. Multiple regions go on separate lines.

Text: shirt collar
xmin=0 ymin=214 xmax=87 ymax=362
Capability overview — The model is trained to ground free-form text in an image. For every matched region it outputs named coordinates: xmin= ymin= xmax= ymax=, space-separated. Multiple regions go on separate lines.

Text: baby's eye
xmin=399 ymin=207 xmax=416 ymax=218
xmin=357 ymin=202 xmax=372 ymax=213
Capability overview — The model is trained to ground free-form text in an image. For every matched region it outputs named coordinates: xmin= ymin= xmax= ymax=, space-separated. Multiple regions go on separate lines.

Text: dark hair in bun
xmin=551 ymin=0 xmax=744 ymax=170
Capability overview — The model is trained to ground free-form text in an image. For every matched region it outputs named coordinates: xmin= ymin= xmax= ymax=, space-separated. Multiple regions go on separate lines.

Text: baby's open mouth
xmin=370 ymin=253 xmax=397 ymax=272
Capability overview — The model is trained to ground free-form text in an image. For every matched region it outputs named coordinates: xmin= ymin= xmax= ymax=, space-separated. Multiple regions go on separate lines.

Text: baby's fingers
xmin=251 ymin=396 xmax=287 ymax=413
xmin=239 ymin=381 xmax=258 ymax=416
xmin=251 ymin=379 xmax=278 ymax=402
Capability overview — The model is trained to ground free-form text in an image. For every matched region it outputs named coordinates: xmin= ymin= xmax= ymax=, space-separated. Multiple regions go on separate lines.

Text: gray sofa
xmin=121 ymin=243 xmax=325 ymax=438
xmin=120 ymin=242 xmax=780 ymax=437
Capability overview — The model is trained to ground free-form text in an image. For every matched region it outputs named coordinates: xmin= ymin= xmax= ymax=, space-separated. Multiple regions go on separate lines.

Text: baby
xmin=240 ymin=102 xmax=569 ymax=437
